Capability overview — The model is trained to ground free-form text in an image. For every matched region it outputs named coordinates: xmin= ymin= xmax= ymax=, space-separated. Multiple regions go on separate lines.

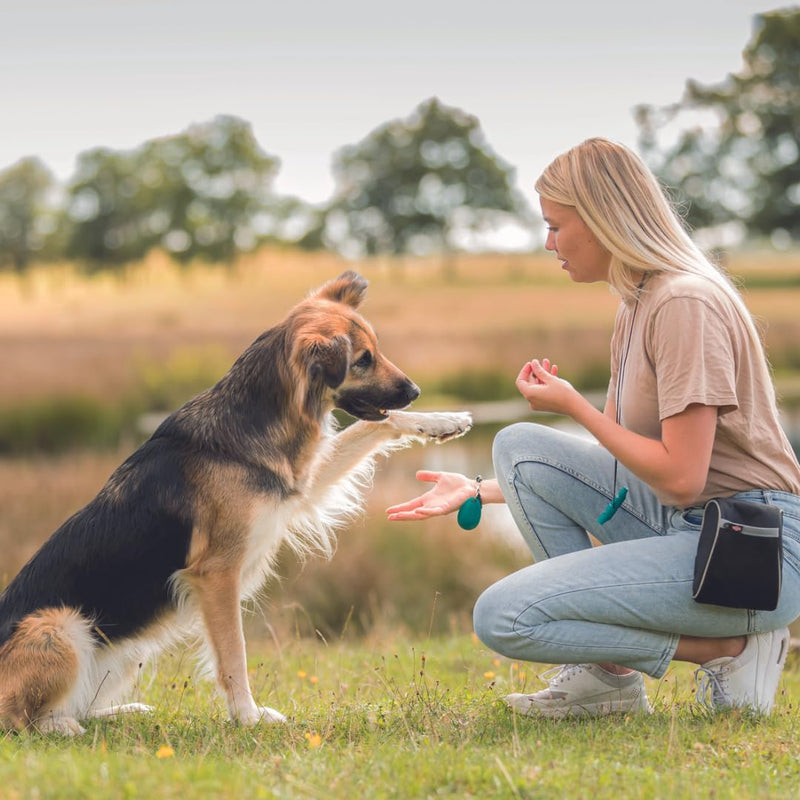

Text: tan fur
xmin=0 ymin=609 xmax=86 ymax=731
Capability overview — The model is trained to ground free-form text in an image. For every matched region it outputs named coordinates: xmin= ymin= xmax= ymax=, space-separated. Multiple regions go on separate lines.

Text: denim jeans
xmin=472 ymin=423 xmax=800 ymax=678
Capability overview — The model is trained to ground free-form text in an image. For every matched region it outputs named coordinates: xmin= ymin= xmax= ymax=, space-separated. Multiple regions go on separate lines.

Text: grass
xmin=2 ymin=633 xmax=800 ymax=799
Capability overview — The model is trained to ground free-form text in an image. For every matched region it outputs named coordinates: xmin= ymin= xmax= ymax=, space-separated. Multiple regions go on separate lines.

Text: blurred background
xmin=1 ymin=2 xmax=799 ymax=640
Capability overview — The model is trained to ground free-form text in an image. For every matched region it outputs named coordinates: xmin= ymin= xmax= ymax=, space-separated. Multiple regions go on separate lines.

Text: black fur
xmin=0 ymin=439 xmax=193 ymax=647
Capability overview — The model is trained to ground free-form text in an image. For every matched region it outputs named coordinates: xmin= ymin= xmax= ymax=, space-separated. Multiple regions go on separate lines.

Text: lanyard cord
xmin=598 ymin=277 xmax=647 ymax=524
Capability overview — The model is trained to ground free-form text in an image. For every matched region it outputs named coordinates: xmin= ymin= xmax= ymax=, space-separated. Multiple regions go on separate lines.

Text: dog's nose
xmin=405 ymin=380 xmax=421 ymax=403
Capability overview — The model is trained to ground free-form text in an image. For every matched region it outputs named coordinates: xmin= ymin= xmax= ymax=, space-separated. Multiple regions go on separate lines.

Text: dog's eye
xmin=354 ymin=351 xmax=373 ymax=369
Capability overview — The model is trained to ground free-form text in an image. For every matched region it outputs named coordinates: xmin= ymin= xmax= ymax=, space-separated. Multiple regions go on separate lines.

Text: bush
xmin=435 ymin=369 xmax=518 ymax=402
xmin=135 ymin=346 xmax=232 ymax=411
xmin=270 ymin=513 xmax=527 ymax=640
xmin=0 ymin=395 xmax=138 ymax=455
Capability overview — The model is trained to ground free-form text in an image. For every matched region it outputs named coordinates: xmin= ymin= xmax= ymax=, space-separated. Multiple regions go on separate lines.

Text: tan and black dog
xmin=0 ymin=271 xmax=471 ymax=734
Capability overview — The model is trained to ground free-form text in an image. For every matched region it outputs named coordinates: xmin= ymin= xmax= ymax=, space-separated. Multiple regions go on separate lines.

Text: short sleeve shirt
xmin=607 ymin=271 xmax=800 ymax=505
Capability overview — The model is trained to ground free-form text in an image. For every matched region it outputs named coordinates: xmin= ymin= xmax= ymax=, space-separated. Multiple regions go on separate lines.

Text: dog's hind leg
xmin=0 ymin=608 xmax=95 ymax=736
xmin=190 ymin=568 xmax=285 ymax=726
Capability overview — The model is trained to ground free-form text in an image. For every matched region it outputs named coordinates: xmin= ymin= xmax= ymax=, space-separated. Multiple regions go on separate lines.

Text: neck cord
xmin=598 ymin=276 xmax=647 ymax=524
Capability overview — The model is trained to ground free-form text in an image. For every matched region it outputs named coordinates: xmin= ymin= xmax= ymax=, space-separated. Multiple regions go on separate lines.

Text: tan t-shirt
xmin=607 ymin=270 xmax=800 ymax=505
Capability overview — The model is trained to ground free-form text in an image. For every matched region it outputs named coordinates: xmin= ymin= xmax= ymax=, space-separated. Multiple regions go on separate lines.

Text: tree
xmin=63 ymin=116 xmax=282 ymax=266
xmin=63 ymin=147 xmax=142 ymax=264
xmin=0 ymin=157 xmax=56 ymax=270
xmin=323 ymin=98 xmax=530 ymax=258
xmin=636 ymin=9 xmax=800 ymax=245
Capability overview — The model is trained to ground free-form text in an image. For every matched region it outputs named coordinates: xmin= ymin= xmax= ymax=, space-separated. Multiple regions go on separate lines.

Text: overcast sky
xmin=0 ymin=0 xmax=789 ymax=215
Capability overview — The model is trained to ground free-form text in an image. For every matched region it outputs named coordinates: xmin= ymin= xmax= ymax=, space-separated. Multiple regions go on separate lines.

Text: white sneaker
xmin=694 ymin=627 xmax=790 ymax=715
xmin=504 ymin=663 xmax=653 ymax=719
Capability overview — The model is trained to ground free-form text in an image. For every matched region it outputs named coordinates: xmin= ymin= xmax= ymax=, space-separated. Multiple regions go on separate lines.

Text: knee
xmin=492 ymin=422 xmax=550 ymax=480
xmin=492 ymin=423 xmax=524 ymax=470
xmin=472 ymin=582 xmax=514 ymax=655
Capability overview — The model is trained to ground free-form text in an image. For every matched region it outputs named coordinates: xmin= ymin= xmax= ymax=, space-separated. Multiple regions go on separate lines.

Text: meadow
xmin=2 ymin=633 xmax=800 ymax=799
xmin=1 ymin=249 xmax=800 ymax=798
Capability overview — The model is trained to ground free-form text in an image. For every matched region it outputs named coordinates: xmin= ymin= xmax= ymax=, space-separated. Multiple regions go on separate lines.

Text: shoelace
xmin=539 ymin=664 xmax=584 ymax=687
xmin=694 ymin=665 xmax=730 ymax=708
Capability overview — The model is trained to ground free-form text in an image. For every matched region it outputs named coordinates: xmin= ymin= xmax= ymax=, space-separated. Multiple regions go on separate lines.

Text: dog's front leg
xmin=307 ymin=421 xmax=399 ymax=495
xmin=306 ymin=411 xmax=472 ymax=502
xmin=193 ymin=569 xmax=285 ymax=725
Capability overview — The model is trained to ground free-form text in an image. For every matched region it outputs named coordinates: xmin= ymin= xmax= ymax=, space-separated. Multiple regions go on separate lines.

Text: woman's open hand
xmin=386 ymin=471 xmax=476 ymax=521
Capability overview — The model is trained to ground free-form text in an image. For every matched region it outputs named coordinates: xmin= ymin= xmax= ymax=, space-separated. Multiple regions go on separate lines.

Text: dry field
xmin=0 ymin=250 xmax=647 ymax=403
xmin=2 ymin=248 xmax=798 ymax=405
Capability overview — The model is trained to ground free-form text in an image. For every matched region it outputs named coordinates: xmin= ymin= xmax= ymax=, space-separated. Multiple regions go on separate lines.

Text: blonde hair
xmin=535 ymin=137 xmax=767 ymax=355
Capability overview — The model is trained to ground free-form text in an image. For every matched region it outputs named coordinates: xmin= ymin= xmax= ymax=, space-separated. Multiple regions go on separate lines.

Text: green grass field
xmin=2 ymin=634 xmax=799 ymax=799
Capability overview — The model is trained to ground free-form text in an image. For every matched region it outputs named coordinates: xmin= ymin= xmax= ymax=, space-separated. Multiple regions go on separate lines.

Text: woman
xmin=386 ymin=138 xmax=800 ymax=718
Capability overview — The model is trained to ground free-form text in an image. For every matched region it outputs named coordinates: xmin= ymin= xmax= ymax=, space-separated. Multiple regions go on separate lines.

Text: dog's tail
xmin=0 ymin=607 xmax=95 ymax=732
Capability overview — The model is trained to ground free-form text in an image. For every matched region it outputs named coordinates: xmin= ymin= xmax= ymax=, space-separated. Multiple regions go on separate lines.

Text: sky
xmin=0 ymin=0 xmax=790 ymax=222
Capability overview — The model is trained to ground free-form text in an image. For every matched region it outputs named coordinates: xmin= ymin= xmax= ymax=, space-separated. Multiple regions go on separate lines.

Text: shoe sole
xmin=505 ymin=692 xmax=653 ymax=719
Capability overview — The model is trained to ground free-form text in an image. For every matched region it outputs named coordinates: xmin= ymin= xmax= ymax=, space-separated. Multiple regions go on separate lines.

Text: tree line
xmin=1 ymin=8 xmax=798 ymax=272
xmin=0 ymin=99 xmax=529 ymax=272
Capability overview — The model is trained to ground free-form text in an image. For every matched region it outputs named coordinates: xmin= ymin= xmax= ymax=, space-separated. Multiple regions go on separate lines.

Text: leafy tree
xmin=636 ymin=8 xmax=800 ymax=244
xmin=63 ymin=116 xmax=282 ymax=266
xmin=323 ymin=97 xmax=530 ymax=258
xmin=0 ymin=157 xmax=56 ymax=270
xmin=64 ymin=148 xmax=142 ymax=264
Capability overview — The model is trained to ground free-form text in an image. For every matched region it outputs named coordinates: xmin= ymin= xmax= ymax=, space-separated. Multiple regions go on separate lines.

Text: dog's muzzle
xmin=335 ymin=379 xmax=420 ymax=421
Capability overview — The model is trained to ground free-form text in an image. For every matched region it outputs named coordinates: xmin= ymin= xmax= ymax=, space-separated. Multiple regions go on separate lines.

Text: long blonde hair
xmin=535 ymin=137 xmax=766 ymax=353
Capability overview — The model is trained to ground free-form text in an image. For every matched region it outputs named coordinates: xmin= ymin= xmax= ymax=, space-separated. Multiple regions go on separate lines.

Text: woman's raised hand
xmin=515 ymin=358 xmax=578 ymax=415
xmin=386 ymin=470 xmax=476 ymax=521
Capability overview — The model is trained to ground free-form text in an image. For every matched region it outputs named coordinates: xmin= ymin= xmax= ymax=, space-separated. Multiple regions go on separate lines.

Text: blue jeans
xmin=473 ymin=423 xmax=800 ymax=678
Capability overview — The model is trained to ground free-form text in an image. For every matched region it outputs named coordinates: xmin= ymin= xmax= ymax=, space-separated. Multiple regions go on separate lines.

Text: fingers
xmin=529 ymin=359 xmax=559 ymax=381
xmin=385 ymin=496 xmax=426 ymax=514
xmin=517 ymin=359 xmax=558 ymax=384
xmin=516 ymin=361 xmax=534 ymax=382
xmin=385 ymin=471 xmax=442 ymax=517
xmin=531 ymin=358 xmax=557 ymax=376
xmin=541 ymin=358 xmax=558 ymax=376
xmin=415 ymin=469 xmax=442 ymax=483
xmin=386 ymin=507 xmax=447 ymax=521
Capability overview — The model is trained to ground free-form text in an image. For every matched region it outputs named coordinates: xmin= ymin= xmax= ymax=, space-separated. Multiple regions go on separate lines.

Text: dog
xmin=0 ymin=270 xmax=472 ymax=735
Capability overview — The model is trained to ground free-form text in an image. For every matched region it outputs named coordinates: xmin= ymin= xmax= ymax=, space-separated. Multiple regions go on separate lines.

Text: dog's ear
xmin=315 ymin=271 xmax=368 ymax=309
xmin=308 ymin=334 xmax=352 ymax=388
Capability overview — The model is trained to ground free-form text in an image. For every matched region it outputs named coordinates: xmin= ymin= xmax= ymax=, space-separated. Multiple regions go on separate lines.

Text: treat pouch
xmin=692 ymin=497 xmax=783 ymax=611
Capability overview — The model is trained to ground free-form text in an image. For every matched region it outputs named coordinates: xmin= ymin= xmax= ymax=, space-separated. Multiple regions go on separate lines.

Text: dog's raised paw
xmin=386 ymin=411 xmax=473 ymax=442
